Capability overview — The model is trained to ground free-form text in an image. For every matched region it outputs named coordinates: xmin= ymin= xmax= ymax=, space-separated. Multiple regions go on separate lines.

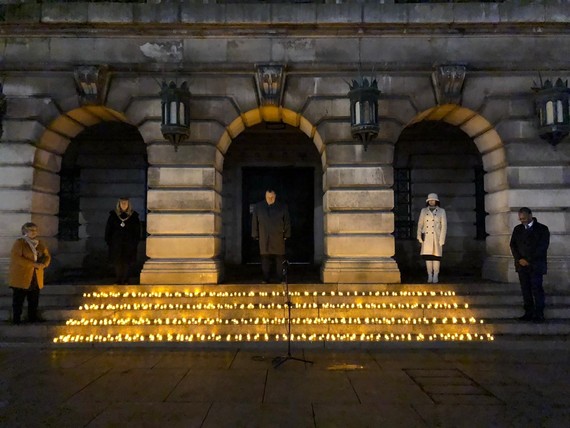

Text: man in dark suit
xmin=509 ymin=207 xmax=550 ymax=323
xmin=251 ymin=189 xmax=291 ymax=283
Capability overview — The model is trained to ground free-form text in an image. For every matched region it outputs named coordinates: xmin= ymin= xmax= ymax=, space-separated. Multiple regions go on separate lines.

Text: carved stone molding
xmin=73 ymin=65 xmax=111 ymax=105
xmin=431 ymin=64 xmax=467 ymax=105
xmin=255 ymin=64 xmax=285 ymax=107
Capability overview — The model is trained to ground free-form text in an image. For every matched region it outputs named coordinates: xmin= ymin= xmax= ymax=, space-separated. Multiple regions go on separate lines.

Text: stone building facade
xmin=0 ymin=1 xmax=568 ymax=289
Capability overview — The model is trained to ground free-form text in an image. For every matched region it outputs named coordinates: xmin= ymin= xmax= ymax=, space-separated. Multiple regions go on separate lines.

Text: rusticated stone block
xmin=324 ymin=166 xmax=392 ymax=190
xmin=33 ymin=170 xmax=60 ymax=194
xmin=482 ymin=147 xmax=507 ymax=172
xmin=147 ymin=143 xmax=220 ymax=168
xmin=507 ymin=166 xmax=569 ymax=186
xmin=41 ymin=2 xmax=87 ymax=23
xmin=148 ymin=167 xmax=220 ymax=191
xmin=321 ymin=257 xmax=401 ymax=284
xmin=31 ymin=191 xmax=59 ymax=216
xmin=147 ymin=212 xmax=221 ymax=235
xmin=324 ymin=212 xmax=394 ymax=234
xmin=0 ymin=143 xmax=35 ymax=166
xmin=484 ymin=168 xmax=508 ymax=193
xmin=0 ymin=166 xmax=33 ymax=188
xmin=0 ymin=213 xmax=32 ymax=236
xmin=146 ymin=236 xmax=221 ymax=258
xmin=325 ymin=142 xmax=394 ymax=166
xmin=147 ymin=189 xmax=221 ymax=212
xmin=0 ymin=189 xmax=32 ymax=212
xmin=325 ymin=235 xmax=394 ymax=258
xmin=324 ymin=189 xmax=394 ymax=211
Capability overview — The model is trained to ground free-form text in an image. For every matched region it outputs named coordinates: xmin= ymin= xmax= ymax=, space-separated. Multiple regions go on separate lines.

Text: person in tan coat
xmin=417 ymin=193 xmax=447 ymax=283
xmin=8 ymin=222 xmax=51 ymax=324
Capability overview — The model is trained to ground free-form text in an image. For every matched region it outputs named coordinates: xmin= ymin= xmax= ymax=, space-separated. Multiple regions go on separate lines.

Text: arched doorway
xmin=394 ymin=121 xmax=486 ymax=282
xmin=57 ymin=121 xmax=148 ymax=282
xmin=394 ymin=104 xmax=508 ymax=283
xmin=221 ymin=122 xmax=323 ymax=282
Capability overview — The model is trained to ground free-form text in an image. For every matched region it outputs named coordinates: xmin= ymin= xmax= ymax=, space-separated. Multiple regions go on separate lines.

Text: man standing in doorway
xmin=510 ymin=207 xmax=550 ymax=323
xmin=252 ymin=189 xmax=291 ymax=283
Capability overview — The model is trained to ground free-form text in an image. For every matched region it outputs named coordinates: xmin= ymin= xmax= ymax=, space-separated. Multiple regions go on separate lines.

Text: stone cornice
xmin=0 ymin=2 xmax=568 ymax=38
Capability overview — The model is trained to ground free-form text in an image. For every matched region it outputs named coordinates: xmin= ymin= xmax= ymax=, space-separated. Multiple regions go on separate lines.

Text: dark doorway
xmin=242 ymin=167 xmax=314 ymax=264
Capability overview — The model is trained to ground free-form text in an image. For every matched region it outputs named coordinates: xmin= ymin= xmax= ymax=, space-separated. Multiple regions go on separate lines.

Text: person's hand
xmin=440 ymin=241 xmax=445 ymax=246
xmin=417 ymin=239 xmax=423 ymax=244
xmin=519 ymin=258 xmax=529 ymax=267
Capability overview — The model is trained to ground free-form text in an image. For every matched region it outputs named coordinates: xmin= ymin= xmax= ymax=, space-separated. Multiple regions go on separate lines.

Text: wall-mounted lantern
xmin=160 ymin=80 xmax=191 ymax=151
xmin=431 ymin=63 xmax=467 ymax=105
xmin=0 ymin=83 xmax=6 ymax=139
xmin=532 ymin=76 xmax=570 ymax=147
xmin=73 ymin=65 xmax=110 ymax=105
xmin=348 ymin=76 xmax=380 ymax=151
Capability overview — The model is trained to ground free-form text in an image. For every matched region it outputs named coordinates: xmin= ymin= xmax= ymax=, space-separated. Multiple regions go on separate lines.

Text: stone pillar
xmin=140 ymin=142 xmax=223 ymax=284
xmin=482 ymin=117 xmax=570 ymax=291
xmin=0 ymin=91 xmax=63 ymax=282
xmin=319 ymin=122 xmax=401 ymax=283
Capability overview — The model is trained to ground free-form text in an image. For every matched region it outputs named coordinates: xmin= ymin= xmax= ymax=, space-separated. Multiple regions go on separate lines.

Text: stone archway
xmin=217 ymin=106 xmax=326 ymax=281
xmin=31 ymin=106 xmax=147 ymax=281
xmin=216 ymin=106 xmax=400 ymax=284
xmin=401 ymin=104 xmax=508 ymax=282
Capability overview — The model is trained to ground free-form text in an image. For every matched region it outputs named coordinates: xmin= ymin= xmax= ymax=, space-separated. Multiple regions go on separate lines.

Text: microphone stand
xmin=272 ymin=259 xmax=313 ymax=368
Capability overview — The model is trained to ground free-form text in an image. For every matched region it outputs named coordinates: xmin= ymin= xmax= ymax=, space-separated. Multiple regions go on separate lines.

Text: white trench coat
xmin=417 ymin=207 xmax=447 ymax=257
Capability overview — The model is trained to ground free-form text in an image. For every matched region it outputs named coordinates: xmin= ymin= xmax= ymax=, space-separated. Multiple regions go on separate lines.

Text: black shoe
xmin=518 ymin=314 xmax=533 ymax=322
xmin=12 ymin=319 xmax=21 ymax=325
xmin=532 ymin=315 xmax=545 ymax=324
xmin=261 ymin=280 xmax=268 ymax=284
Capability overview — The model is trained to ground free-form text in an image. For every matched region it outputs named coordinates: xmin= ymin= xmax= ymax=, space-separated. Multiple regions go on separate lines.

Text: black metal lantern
xmin=532 ymin=76 xmax=570 ymax=147
xmin=348 ymin=77 xmax=380 ymax=151
xmin=0 ymin=83 xmax=6 ymax=139
xmin=160 ymin=80 xmax=191 ymax=150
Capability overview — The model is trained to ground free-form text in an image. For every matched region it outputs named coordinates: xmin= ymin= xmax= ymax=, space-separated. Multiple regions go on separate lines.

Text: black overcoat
xmin=509 ymin=217 xmax=550 ymax=274
xmin=105 ymin=210 xmax=141 ymax=264
xmin=251 ymin=201 xmax=291 ymax=255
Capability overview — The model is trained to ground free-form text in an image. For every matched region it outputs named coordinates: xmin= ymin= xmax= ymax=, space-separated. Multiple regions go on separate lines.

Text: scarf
xmin=23 ymin=236 xmax=39 ymax=262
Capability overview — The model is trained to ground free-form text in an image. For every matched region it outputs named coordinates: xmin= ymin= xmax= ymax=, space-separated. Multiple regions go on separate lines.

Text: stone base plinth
xmin=482 ymin=256 xmax=512 ymax=283
xmin=140 ymin=259 xmax=223 ymax=284
xmin=483 ymin=255 xmax=570 ymax=292
xmin=0 ymin=257 xmax=9 ymax=284
xmin=321 ymin=258 xmax=401 ymax=284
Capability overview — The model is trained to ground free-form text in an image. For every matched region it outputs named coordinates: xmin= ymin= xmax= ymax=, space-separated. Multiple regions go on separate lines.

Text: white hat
xmin=426 ymin=193 xmax=439 ymax=202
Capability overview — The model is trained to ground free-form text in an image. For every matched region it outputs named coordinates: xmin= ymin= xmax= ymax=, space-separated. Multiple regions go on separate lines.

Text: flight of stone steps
xmin=1 ymin=282 xmax=570 ymax=347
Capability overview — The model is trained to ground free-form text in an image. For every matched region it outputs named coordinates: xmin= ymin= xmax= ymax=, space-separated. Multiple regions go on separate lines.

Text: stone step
xmin=1 ymin=320 xmax=570 ymax=344
xmin=0 ymin=282 xmax=540 ymax=296
xmin=2 ymin=282 xmax=569 ymax=346
xmin=2 ymin=305 xmax=569 ymax=322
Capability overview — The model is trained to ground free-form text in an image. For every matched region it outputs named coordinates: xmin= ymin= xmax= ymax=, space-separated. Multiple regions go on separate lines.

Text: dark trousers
xmin=11 ymin=273 xmax=40 ymax=323
xmin=114 ymin=261 xmax=131 ymax=284
xmin=261 ymin=254 xmax=285 ymax=283
xmin=518 ymin=268 xmax=545 ymax=317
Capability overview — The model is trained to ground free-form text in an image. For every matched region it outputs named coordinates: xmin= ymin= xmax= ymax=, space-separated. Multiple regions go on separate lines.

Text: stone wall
xmin=0 ymin=1 xmax=568 ymax=286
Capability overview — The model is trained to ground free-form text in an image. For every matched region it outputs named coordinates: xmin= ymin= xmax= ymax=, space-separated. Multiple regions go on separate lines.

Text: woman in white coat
xmin=417 ymin=193 xmax=447 ymax=283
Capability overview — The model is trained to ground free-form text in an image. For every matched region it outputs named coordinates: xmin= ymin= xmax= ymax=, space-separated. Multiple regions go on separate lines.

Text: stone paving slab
xmin=0 ymin=347 xmax=569 ymax=427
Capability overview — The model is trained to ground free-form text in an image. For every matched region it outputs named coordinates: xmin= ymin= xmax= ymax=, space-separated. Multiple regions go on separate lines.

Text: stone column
xmin=139 ymin=121 xmax=223 ymax=284
xmin=482 ymin=117 xmax=570 ymax=291
xmin=0 ymin=90 xmax=63 ymax=282
xmin=319 ymin=122 xmax=401 ymax=283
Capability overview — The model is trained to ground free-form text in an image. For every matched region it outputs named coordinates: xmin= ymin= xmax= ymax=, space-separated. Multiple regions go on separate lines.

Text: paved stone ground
xmin=1 ymin=346 xmax=569 ymax=427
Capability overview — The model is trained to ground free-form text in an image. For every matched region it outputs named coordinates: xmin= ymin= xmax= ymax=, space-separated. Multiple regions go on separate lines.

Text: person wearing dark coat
xmin=509 ymin=207 xmax=550 ymax=323
xmin=105 ymin=197 xmax=141 ymax=285
xmin=251 ymin=189 xmax=291 ymax=283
